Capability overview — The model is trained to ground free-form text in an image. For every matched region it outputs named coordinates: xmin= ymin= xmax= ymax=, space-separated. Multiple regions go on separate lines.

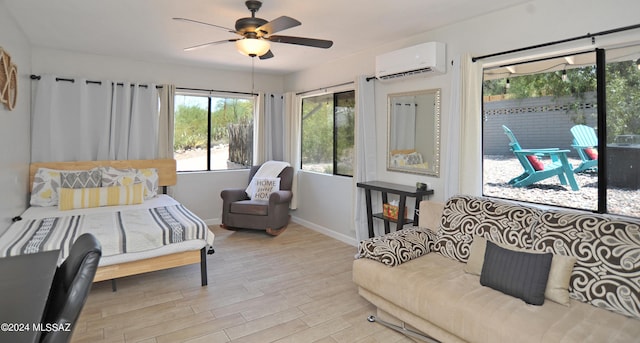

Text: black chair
xmin=40 ymin=233 xmax=102 ymax=343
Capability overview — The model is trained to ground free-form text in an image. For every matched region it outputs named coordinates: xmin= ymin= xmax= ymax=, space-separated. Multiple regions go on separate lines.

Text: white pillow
xmin=101 ymin=166 xmax=158 ymax=200
xmin=30 ymin=168 xmax=63 ymax=207
xmin=100 ymin=167 xmax=138 ymax=186
xmin=249 ymin=177 xmax=280 ymax=201
xmin=136 ymin=168 xmax=159 ymax=200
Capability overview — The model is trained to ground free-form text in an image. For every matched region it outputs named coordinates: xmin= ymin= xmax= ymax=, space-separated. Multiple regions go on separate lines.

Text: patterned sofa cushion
xmin=357 ymin=227 xmax=435 ymax=267
xmin=432 ymin=195 xmax=541 ymax=263
xmin=532 ymin=210 xmax=640 ymax=319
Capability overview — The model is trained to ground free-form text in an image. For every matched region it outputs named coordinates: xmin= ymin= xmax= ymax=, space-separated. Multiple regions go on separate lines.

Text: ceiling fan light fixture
xmin=236 ymin=38 xmax=270 ymax=57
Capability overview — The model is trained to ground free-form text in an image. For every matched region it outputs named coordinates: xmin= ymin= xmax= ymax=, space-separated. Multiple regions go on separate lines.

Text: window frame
xmin=174 ymin=90 xmax=257 ymax=172
xmin=481 ymin=46 xmax=639 ymax=218
xmin=300 ymin=88 xmax=356 ymax=177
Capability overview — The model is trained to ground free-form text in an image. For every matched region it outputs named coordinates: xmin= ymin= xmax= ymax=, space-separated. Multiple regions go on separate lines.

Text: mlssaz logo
xmin=0 ymin=47 xmax=18 ymax=111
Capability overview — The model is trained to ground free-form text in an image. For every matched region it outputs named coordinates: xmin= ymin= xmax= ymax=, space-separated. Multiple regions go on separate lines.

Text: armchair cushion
xmin=230 ymin=199 xmax=269 ymax=216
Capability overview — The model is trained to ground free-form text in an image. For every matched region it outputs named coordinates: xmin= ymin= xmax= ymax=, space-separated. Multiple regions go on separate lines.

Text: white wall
xmin=285 ymin=0 xmax=640 ymax=244
xmin=30 ymin=47 xmax=285 ymax=223
xmin=0 ymin=1 xmax=32 ymax=232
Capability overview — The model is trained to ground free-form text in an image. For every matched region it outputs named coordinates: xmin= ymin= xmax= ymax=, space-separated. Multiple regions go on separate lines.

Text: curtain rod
xmin=30 ymin=74 xmax=161 ymax=88
xmin=29 ymin=75 xmax=260 ymax=95
xmin=176 ymin=87 xmax=256 ymax=96
xmin=472 ymin=23 xmax=640 ymax=62
xmin=296 ymin=81 xmax=354 ymax=96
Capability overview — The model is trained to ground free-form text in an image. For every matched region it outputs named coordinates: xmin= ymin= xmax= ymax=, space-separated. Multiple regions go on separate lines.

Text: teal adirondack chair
xmin=570 ymin=125 xmax=598 ymax=173
xmin=502 ymin=125 xmax=579 ymax=190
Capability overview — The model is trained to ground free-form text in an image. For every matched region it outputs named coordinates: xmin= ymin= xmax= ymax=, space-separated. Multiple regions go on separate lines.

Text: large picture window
xmin=301 ymin=90 xmax=355 ymax=176
xmin=482 ymin=45 xmax=640 ymax=218
xmin=174 ymin=92 xmax=255 ymax=172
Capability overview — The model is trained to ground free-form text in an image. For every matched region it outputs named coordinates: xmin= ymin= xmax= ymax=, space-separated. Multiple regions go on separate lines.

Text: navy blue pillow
xmin=480 ymin=241 xmax=553 ymax=305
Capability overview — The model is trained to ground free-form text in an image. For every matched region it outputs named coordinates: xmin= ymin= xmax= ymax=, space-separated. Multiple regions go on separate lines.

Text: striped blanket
xmin=0 ymin=195 xmax=213 ymax=264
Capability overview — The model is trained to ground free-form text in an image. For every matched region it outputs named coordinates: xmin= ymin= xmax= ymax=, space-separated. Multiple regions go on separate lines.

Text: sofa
xmin=352 ymin=195 xmax=640 ymax=343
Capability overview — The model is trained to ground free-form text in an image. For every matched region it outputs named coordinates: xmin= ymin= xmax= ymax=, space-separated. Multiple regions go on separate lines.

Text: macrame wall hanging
xmin=0 ymin=47 xmax=18 ymax=110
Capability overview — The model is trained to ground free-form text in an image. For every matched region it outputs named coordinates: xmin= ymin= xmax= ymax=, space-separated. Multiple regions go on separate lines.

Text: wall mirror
xmin=387 ymin=89 xmax=441 ymax=177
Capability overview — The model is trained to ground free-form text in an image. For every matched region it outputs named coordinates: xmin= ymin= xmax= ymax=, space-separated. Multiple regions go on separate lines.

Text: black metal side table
xmin=357 ymin=181 xmax=433 ymax=238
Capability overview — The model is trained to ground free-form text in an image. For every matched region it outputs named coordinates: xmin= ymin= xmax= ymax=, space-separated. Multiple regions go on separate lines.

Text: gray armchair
xmin=220 ymin=164 xmax=293 ymax=236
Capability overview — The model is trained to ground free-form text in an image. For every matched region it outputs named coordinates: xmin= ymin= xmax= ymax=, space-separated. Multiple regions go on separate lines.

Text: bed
xmin=0 ymin=159 xmax=214 ymax=287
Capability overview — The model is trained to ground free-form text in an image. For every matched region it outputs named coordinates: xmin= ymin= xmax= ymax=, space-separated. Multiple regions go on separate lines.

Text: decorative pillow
xmin=526 ymin=155 xmax=545 ymax=171
xmin=136 ymin=168 xmax=159 ymax=200
xmin=60 ymin=168 xmax=102 ymax=189
xmin=58 ymin=183 xmax=144 ymax=211
xmin=357 ymin=227 xmax=432 ymax=267
xmin=390 ymin=152 xmax=424 ymax=167
xmin=480 ymin=241 xmax=553 ymax=306
xmin=532 ymin=210 xmax=640 ymax=319
xmin=465 ymin=236 xmax=577 ymax=306
xmin=432 ymin=195 xmax=541 ymax=263
xmin=405 ymin=152 xmax=424 ymax=165
xmin=101 ymin=167 xmax=138 ymax=187
xmin=249 ymin=177 xmax=280 ymax=201
xmin=585 ymin=148 xmax=598 ymax=160
xmin=30 ymin=168 xmax=63 ymax=207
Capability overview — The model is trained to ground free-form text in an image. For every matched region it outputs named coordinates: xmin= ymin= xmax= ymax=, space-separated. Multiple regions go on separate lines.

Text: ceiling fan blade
xmin=256 ymin=16 xmax=301 ymax=35
xmin=259 ymin=50 xmax=274 ymax=60
xmin=268 ymin=35 xmax=333 ymax=49
xmin=173 ymin=17 xmax=237 ymax=34
xmin=183 ymin=39 xmax=238 ymax=51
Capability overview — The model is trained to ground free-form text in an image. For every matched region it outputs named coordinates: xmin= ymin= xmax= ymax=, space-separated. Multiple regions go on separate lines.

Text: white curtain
xmin=158 ymin=84 xmax=176 ymax=159
xmin=283 ymin=92 xmax=301 ymax=209
xmin=255 ymin=92 xmax=285 ymax=163
xmin=444 ymin=54 xmax=483 ymax=199
xmin=354 ymin=75 xmax=377 ymax=242
xmin=32 ymin=75 xmax=160 ymax=162
xmin=391 ymin=102 xmax=416 ymax=150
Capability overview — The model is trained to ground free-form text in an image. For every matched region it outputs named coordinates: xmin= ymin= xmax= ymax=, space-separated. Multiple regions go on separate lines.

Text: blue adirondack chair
xmin=502 ymin=125 xmax=579 ymax=190
xmin=570 ymin=125 xmax=598 ymax=173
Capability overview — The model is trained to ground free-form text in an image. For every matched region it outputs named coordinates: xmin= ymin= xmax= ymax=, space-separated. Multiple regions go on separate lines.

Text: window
xmin=174 ymin=92 xmax=255 ymax=172
xmin=482 ymin=45 xmax=640 ymax=218
xmin=301 ymin=90 xmax=355 ymax=176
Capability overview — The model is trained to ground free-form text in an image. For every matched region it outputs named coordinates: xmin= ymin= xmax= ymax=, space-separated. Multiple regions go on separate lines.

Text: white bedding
xmin=0 ymin=195 xmax=214 ymax=267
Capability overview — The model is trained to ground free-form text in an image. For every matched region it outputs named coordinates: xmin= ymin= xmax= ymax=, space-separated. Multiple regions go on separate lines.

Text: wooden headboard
xmin=390 ymin=149 xmax=417 ymax=156
xmin=29 ymin=159 xmax=177 ymax=191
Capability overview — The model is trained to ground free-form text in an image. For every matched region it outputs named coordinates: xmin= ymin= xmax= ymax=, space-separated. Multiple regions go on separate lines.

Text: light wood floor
xmin=71 ymin=223 xmax=414 ymax=343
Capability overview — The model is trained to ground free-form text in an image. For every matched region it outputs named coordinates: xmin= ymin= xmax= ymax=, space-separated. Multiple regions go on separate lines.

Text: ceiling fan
xmin=174 ymin=0 xmax=333 ymax=60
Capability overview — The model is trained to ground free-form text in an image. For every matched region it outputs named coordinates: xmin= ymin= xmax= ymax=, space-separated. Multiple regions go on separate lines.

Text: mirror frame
xmin=386 ymin=88 xmax=441 ymax=177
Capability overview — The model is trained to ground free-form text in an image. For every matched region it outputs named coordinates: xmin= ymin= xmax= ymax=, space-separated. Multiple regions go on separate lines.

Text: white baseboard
xmin=206 ymin=216 xmax=358 ymax=247
xmin=291 ymin=216 xmax=358 ymax=247
xmin=204 ymin=218 xmax=220 ymax=226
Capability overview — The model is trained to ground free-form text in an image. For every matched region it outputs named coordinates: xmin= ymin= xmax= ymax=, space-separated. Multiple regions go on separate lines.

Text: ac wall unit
xmin=375 ymin=42 xmax=446 ymax=81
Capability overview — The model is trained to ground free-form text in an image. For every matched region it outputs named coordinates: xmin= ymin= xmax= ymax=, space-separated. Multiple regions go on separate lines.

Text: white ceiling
xmin=4 ymin=0 xmax=529 ymax=75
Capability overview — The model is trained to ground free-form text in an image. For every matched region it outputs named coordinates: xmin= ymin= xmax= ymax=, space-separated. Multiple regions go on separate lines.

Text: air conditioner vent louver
xmin=378 ymin=67 xmax=434 ymax=80
xmin=375 ymin=42 xmax=446 ymax=81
